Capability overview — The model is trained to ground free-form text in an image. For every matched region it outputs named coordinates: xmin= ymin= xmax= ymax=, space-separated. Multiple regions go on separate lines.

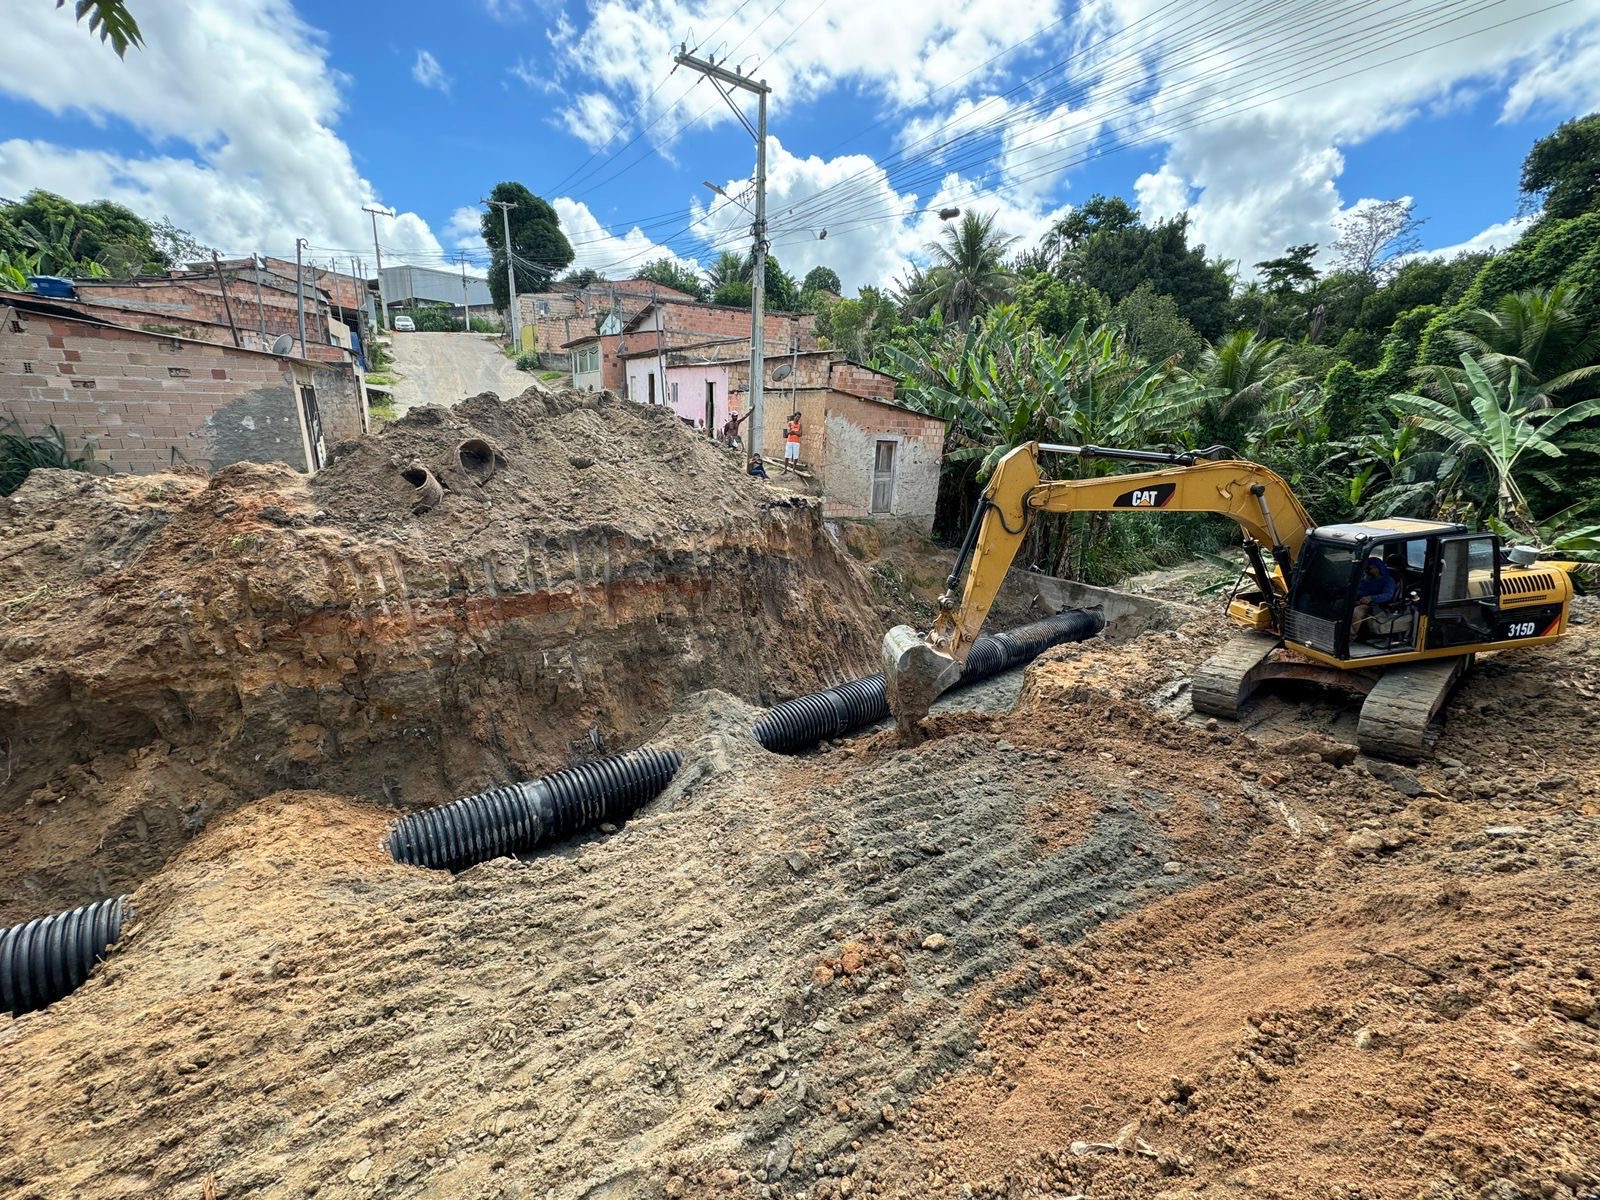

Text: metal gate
xmin=298 ymin=385 xmax=326 ymax=470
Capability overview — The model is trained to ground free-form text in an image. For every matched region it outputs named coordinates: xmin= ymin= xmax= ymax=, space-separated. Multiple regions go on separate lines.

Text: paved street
xmin=386 ymin=332 xmax=534 ymax=414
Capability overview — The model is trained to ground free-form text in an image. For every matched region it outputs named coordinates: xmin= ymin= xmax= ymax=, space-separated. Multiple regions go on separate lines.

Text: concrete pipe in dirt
xmin=455 ymin=438 xmax=497 ymax=485
xmin=402 ymin=465 xmax=444 ymax=514
xmin=1 ymin=895 xmax=128 ymax=1018
xmin=385 ymin=747 xmax=684 ymax=872
xmin=751 ymin=610 xmax=1105 ymax=754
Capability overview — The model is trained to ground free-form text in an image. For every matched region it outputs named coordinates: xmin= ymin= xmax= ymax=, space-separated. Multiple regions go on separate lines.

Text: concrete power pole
xmin=484 ymin=199 xmax=520 ymax=349
xmin=362 ymin=204 xmax=395 ymax=331
xmin=459 ymin=253 xmax=471 ymax=332
xmin=673 ymin=46 xmax=770 ymax=460
xmin=294 ymin=237 xmax=309 ymax=356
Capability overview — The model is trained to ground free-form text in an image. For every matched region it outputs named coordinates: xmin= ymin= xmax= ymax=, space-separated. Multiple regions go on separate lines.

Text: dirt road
xmin=387 ymin=331 xmax=533 ymax=412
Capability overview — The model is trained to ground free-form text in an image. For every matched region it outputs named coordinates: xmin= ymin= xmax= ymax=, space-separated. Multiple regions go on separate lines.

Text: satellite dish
xmin=271 ymin=333 xmax=295 ymax=356
xmin=773 ymin=363 xmax=793 ymax=381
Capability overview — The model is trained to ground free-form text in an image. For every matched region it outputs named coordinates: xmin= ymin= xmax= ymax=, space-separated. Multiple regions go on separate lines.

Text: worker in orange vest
xmin=783 ymin=411 xmax=802 ymax=473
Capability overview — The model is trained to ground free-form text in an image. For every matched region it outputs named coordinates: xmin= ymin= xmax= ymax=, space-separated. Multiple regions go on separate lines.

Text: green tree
xmin=480 ymin=182 xmax=573 ymax=308
xmin=1393 ymin=354 xmax=1600 ymax=527
xmin=914 ymin=210 xmax=1017 ymax=331
xmin=802 ymin=265 xmax=841 ymax=295
xmin=1322 ymin=360 xmax=1365 ymax=437
xmin=1077 ymin=211 xmax=1232 ymax=340
xmin=635 ymin=257 xmax=707 ymax=301
xmin=711 ymin=280 xmax=752 ymax=308
xmin=0 ymin=189 xmax=164 ymax=276
xmin=1049 ymin=194 xmax=1140 ymax=248
xmin=559 ymin=266 xmax=602 ymax=288
xmin=1254 ymin=243 xmax=1319 ymax=293
xmin=1193 ymin=331 xmax=1304 ymax=451
xmin=1112 ymin=281 xmax=1204 ymax=366
xmin=705 ymin=250 xmax=749 ymax=292
xmin=57 ymin=0 xmax=143 ymax=57
xmin=818 ymin=286 xmax=902 ymax=361
xmin=1520 ymin=113 xmax=1600 ymax=221
xmin=1439 ymin=284 xmax=1600 ymax=406
xmin=1015 ymin=273 xmax=1109 ymax=338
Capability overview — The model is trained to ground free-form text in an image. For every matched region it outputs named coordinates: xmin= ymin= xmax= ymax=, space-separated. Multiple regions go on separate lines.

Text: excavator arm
xmin=882 ymin=441 xmax=1315 ymax=733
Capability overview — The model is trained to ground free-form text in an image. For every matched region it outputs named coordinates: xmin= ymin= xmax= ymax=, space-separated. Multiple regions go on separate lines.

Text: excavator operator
xmin=1353 ymin=555 xmax=1396 ymax=638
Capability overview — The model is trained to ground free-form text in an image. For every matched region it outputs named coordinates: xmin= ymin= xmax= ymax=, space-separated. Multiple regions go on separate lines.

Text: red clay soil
xmin=0 ymin=387 xmax=886 ymax=924
xmin=0 ymin=589 xmax=1594 ymax=1199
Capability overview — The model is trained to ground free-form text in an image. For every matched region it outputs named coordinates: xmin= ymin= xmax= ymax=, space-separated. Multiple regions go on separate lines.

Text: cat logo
xmin=1112 ymin=482 xmax=1177 ymax=509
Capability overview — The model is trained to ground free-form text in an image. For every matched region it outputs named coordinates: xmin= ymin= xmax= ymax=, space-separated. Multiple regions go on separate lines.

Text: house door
xmin=870 ymin=439 xmax=897 ymax=514
xmin=705 ymin=381 xmax=716 ymax=435
xmin=298 ymin=384 xmax=326 ymax=470
xmin=647 ymin=373 xmax=656 ymax=405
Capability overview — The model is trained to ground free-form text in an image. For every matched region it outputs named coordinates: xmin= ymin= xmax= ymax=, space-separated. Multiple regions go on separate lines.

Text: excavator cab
xmin=1283 ymin=518 xmax=1566 ymax=664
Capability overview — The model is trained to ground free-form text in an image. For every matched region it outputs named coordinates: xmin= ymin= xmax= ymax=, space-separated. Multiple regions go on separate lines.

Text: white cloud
xmin=0 ymin=1 xmax=444 ymax=265
xmin=446 ymin=205 xmax=489 ymax=255
xmin=561 ymin=93 xmax=625 ymax=150
xmin=1416 ymin=216 xmax=1535 ymax=261
xmin=1076 ymin=0 xmax=1600 ymax=276
xmin=412 ymin=49 xmax=450 ymax=93
xmin=551 ymin=197 xmax=697 ymax=275
xmin=550 ymin=0 xmax=1073 ymax=152
xmin=483 ymin=0 xmax=527 ymax=20
xmin=691 ymin=138 xmax=1067 ymax=294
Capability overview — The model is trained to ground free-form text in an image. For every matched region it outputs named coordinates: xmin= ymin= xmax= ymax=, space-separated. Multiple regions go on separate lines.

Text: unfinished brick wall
xmin=0 ymin=307 xmax=361 ymax=475
xmin=828 ymin=361 xmax=898 ymax=402
xmin=72 ymin=281 xmax=333 ymax=348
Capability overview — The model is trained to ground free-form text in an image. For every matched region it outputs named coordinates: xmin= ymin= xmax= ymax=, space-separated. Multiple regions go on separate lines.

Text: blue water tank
xmin=26 ymin=275 xmax=76 ymax=299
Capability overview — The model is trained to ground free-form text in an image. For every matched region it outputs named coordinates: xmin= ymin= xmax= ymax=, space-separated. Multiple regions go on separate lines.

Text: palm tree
xmin=921 ymin=211 xmax=1018 ymax=331
xmin=1392 ymin=353 xmax=1600 ymax=528
xmin=1193 ymin=331 xmax=1305 ymax=451
xmin=704 ymin=250 xmax=749 ymax=293
xmin=1440 ymin=284 xmax=1600 ymax=407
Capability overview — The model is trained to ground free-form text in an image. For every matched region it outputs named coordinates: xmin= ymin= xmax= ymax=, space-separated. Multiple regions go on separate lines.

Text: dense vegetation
xmin=816 ymin=115 xmax=1600 ymax=578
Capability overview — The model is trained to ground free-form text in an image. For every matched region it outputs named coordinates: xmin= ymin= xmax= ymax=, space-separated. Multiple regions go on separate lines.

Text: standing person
xmin=721 ymin=409 xmax=747 ymax=451
xmin=783 ymin=411 xmax=802 ymax=473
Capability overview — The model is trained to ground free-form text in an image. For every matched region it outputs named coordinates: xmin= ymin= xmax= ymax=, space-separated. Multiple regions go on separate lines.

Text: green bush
xmin=469 ymin=316 xmax=501 ymax=334
xmin=515 ymin=350 xmax=542 ymax=371
xmin=1 ymin=419 xmax=98 ymax=496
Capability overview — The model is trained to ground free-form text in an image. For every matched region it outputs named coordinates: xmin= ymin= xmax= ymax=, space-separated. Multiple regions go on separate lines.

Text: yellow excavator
xmin=883 ymin=442 xmax=1576 ymax=760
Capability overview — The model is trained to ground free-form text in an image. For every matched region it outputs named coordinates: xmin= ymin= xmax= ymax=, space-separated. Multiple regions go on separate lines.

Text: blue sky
xmin=4 ymin=0 xmax=1600 ymax=292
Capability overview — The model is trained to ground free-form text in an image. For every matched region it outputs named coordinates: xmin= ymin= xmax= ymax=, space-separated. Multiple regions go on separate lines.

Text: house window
xmin=670 ymin=381 xmax=679 ymax=406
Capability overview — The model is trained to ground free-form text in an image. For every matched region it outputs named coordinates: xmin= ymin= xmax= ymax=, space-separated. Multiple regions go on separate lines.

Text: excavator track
xmin=1192 ymin=633 xmax=1282 ymax=719
xmin=1356 ymin=655 xmax=1470 ymax=762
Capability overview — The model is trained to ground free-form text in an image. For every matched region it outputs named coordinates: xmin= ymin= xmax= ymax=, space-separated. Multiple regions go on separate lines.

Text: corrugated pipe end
xmin=385 ymin=747 xmax=683 ymax=872
xmin=1 ymin=895 xmax=128 ymax=1018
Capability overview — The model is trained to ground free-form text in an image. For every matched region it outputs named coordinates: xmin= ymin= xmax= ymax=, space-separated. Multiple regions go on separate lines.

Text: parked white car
xmin=392 ymin=315 xmax=416 ymax=332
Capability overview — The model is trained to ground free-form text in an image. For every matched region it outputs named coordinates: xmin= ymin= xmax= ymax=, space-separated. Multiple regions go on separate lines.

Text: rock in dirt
xmin=922 ymin=933 xmax=949 ymax=952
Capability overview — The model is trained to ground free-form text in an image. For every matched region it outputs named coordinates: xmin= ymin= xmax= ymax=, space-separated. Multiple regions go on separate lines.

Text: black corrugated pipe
xmin=386 ymin=746 xmax=683 ymax=872
xmin=987 ymin=609 xmax=1105 ymax=669
xmin=752 ymin=610 xmax=1104 ymax=753
xmin=2 ymin=895 xmax=129 ymax=1018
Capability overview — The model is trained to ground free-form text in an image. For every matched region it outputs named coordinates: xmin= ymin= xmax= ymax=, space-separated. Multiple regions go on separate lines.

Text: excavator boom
xmin=883 ymin=441 xmax=1314 ymax=730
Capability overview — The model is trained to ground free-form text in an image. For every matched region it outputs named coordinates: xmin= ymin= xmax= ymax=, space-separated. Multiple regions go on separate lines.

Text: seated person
xmin=747 ymin=453 xmax=768 ymax=479
xmin=1352 ymin=556 xmax=1397 ymax=638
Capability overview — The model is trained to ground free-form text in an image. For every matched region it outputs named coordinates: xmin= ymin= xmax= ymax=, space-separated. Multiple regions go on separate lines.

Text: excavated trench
xmin=0 ymin=388 xmax=890 ymax=925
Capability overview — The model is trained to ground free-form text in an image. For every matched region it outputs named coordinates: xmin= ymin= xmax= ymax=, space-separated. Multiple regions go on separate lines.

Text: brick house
xmin=1 ymin=294 xmax=365 ymax=475
xmin=519 ymin=278 xmax=697 ymax=356
xmin=622 ymin=338 xmax=946 ymax=529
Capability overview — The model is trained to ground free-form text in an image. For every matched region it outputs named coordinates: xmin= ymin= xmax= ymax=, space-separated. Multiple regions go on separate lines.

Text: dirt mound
xmin=0 ymin=386 xmax=886 ymax=924
xmin=5 ymin=611 xmax=1594 ymax=1199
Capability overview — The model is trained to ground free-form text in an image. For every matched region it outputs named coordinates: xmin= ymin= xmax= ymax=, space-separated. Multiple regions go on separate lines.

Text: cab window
xmin=1437 ymin=535 xmax=1496 ymax=604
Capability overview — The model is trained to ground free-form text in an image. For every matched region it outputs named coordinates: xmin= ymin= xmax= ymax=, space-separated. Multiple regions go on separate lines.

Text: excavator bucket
xmin=882 ymin=624 xmax=963 ymax=738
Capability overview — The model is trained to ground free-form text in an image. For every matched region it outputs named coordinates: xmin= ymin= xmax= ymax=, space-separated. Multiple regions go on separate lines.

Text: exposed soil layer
xmin=0 ymin=388 xmax=886 ymax=924
xmin=1 ymin=601 xmax=1595 ymax=1200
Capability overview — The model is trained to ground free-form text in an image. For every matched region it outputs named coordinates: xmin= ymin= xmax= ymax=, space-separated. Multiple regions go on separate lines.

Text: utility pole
xmin=210 ymin=251 xmax=241 ymax=347
xmin=484 ymin=198 xmax=520 ymax=348
xmin=459 ymin=253 xmax=471 ymax=332
xmin=251 ymin=252 xmax=266 ymax=338
xmin=294 ymin=238 xmax=309 ymax=356
xmin=675 ymin=46 xmax=771 ymax=460
xmin=362 ymin=204 xmax=395 ymax=331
